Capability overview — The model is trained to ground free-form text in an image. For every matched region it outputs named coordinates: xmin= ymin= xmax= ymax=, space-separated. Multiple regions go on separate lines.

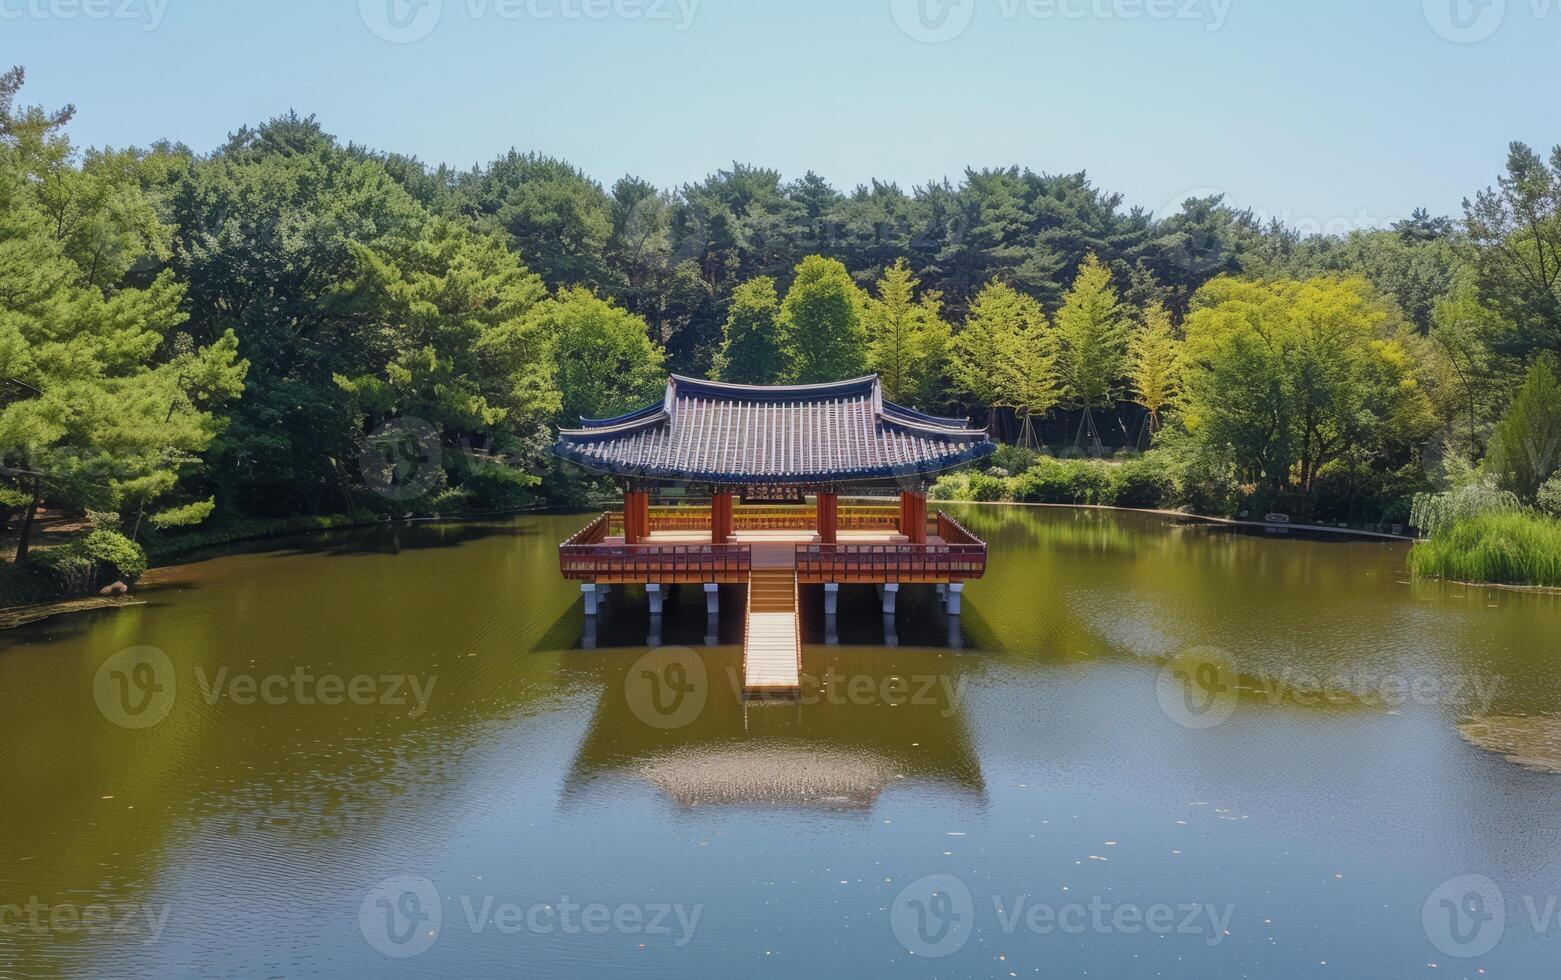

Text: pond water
xmin=2 ymin=506 xmax=1559 ymax=978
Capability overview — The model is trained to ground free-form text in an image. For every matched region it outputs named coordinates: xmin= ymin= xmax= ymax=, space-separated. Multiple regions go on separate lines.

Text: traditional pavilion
xmin=555 ymin=374 xmax=994 ymax=698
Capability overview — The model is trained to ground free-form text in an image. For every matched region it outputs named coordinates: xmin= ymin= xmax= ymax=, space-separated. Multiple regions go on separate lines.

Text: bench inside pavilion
xmin=554 ymin=374 xmax=995 ymax=698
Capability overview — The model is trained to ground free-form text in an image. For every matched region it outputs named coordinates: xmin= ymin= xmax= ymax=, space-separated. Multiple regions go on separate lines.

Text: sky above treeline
xmin=5 ymin=0 xmax=1555 ymax=229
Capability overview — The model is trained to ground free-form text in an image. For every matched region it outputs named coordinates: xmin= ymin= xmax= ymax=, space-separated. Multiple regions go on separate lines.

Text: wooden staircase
xmin=743 ymin=568 xmax=801 ymax=698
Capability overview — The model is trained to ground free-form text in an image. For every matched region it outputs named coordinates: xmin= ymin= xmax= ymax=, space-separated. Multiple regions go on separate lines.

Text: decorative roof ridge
xmin=668 ymin=373 xmax=879 ymax=402
xmin=577 ymin=402 xmax=666 ymax=429
xmin=881 ymin=400 xmax=975 ymax=429
xmin=877 ymin=412 xmax=990 ymax=440
xmin=558 ymin=410 xmax=671 ymax=440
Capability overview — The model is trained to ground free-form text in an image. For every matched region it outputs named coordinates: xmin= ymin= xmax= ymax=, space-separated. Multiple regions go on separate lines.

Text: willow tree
xmin=1126 ymin=301 xmax=1183 ymax=441
xmin=1054 ymin=254 xmax=1129 ymax=454
xmin=862 ymin=259 xmax=950 ymax=405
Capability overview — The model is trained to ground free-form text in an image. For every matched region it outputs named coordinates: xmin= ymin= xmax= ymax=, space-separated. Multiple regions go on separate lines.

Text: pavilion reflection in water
xmin=559 ymin=645 xmax=986 ymax=811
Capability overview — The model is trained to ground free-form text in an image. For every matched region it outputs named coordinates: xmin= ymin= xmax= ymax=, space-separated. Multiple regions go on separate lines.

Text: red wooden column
xmin=623 ymin=490 xmax=649 ymax=544
xmin=711 ymin=492 xmax=734 ymax=544
xmin=817 ymin=492 xmax=839 ymax=544
xmin=899 ymin=490 xmax=927 ymax=544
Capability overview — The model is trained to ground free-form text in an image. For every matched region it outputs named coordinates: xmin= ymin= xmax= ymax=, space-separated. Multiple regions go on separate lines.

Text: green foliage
xmin=30 ymin=529 xmax=147 ymax=594
xmin=1486 ymin=358 xmax=1561 ymax=500
xmin=779 ymin=256 xmax=866 ymax=383
xmin=1537 ymin=475 xmax=1561 ymax=517
xmin=712 ymin=276 xmax=786 ymax=384
xmin=1107 ymin=457 xmax=1175 ymax=509
xmin=862 ymin=260 xmax=949 ymax=404
xmin=1011 ymin=459 xmax=1112 ymax=505
xmin=948 ymin=280 xmax=1034 ymax=407
xmin=1179 ymin=276 xmax=1436 ymax=493
xmin=1408 ymin=511 xmax=1561 ymax=587
xmin=540 ymin=287 xmax=666 ymax=423
xmin=1126 ymin=301 xmax=1182 ymax=431
xmin=1410 ymin=478 xmax=1521 ymax=539
xmin=1054 ymin=254 xmax=1129 ymax=410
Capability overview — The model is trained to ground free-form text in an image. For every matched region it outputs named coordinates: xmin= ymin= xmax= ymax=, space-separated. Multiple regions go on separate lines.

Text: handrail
xmin=936 ymin=510 xmax=986 ymax=547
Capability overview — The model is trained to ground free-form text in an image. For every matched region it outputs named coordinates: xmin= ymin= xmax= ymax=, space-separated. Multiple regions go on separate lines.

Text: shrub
xmin=1012 ymin=459 xmax=1110 ymax=505
xmin=1107 ymin=458 xmax=1174 ymax=509
xmin=28 ymin=530 xmax=148 ymax=596
xmin=990 ymin=444 xmax=1038 ymax=475
xmin=966 ymin=473 xmax=1011 ymax=502
xmin=1538 ymin=476 xmax=1561 ymax=518
xmin=930 ymin=473 xmax=971 ymax=501
xmin=1408 ymin=511 xmax=1561 ymax=587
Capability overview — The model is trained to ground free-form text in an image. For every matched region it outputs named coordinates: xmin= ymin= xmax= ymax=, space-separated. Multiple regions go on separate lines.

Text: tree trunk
xmin=14 ymin=482 xmax=41 ymax=564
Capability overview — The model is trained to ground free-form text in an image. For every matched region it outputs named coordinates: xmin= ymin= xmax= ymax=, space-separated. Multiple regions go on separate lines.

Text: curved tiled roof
xmin=555 ymin=375 xmax=995 ymax=485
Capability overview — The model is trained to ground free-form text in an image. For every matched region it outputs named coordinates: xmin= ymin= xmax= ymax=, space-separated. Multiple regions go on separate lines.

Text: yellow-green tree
xmin=1054 ymin=254 xmax=1129 ymax=451
xmin=862 ymin=259 xmax=950 ymax=404
xmin=1126 ymin=301 xmax=1183 ymax=434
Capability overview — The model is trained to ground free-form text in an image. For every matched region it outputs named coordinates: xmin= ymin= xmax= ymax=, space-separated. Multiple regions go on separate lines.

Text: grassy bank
xmin=1408 ymin=511 xmax=1561 ymax=587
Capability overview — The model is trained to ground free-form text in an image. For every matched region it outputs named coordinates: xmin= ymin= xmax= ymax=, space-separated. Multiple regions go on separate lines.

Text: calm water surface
xmin=2 ymin=506 xmax=1560 ymax=978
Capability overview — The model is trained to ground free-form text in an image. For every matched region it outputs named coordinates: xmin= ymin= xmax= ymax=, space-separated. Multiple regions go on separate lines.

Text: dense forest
xmin=2 ymin=65 xmax=1559 ymax=591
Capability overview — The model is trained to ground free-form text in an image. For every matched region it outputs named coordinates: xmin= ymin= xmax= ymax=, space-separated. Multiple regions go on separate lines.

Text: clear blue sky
xmin=5 ymin=0 xmax=1555 ymax=226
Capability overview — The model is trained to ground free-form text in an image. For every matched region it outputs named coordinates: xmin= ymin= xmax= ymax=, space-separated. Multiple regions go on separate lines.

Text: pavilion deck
xmin=560 ymin=504 xmax=986 ymax=699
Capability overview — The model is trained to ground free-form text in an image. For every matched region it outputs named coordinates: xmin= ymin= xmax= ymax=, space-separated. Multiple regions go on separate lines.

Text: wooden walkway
xmin=743 ymin=544 xmax=801 ymax=698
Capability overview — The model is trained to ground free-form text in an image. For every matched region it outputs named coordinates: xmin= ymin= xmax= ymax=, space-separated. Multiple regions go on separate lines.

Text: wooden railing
xmin=795 ymin=511 xmax=987 ymax=584
xmin=559 ymin=512 xmax=752 ymax=584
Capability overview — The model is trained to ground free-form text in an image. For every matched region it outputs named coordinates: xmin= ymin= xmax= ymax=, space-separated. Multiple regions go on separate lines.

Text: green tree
xmin=779 ymin=255 xmax=866 ymax=383
xmin=335 ymin=218 xmax=559 ymax=500
xmin=862 ymin=259 xmax=950 ymax=404
xmin=1054 ymin=253 xmax=1129 ymax=450
xmin=1487 ymin=358 xmax=1561 ymax=500
xmin=1180 ymin=276 xmax=1436 ymax=494
xmin=1464 ymin=142 xmax=1561 ymax=356
xmin=948 ymin=280 xmax=1031 ymax=410
xmin=0 ymin=73 xmax=246 ymax=557
xmin=712 ymin=276 xmax=786 ymax=384
xmin=539 ymin=287 xmax=666 ymax=423
xmin=1126 ymin=301 xmax=1183 ymax=434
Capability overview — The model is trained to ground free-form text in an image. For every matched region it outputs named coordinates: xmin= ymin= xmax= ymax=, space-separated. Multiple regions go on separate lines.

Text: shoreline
xmin=1 ymin=500 xmax=1518 ymax=632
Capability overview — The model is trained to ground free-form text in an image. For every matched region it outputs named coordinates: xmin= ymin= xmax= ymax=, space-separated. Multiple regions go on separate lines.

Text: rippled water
xmin=1 ymin=507 xmax=1559 ymax=977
